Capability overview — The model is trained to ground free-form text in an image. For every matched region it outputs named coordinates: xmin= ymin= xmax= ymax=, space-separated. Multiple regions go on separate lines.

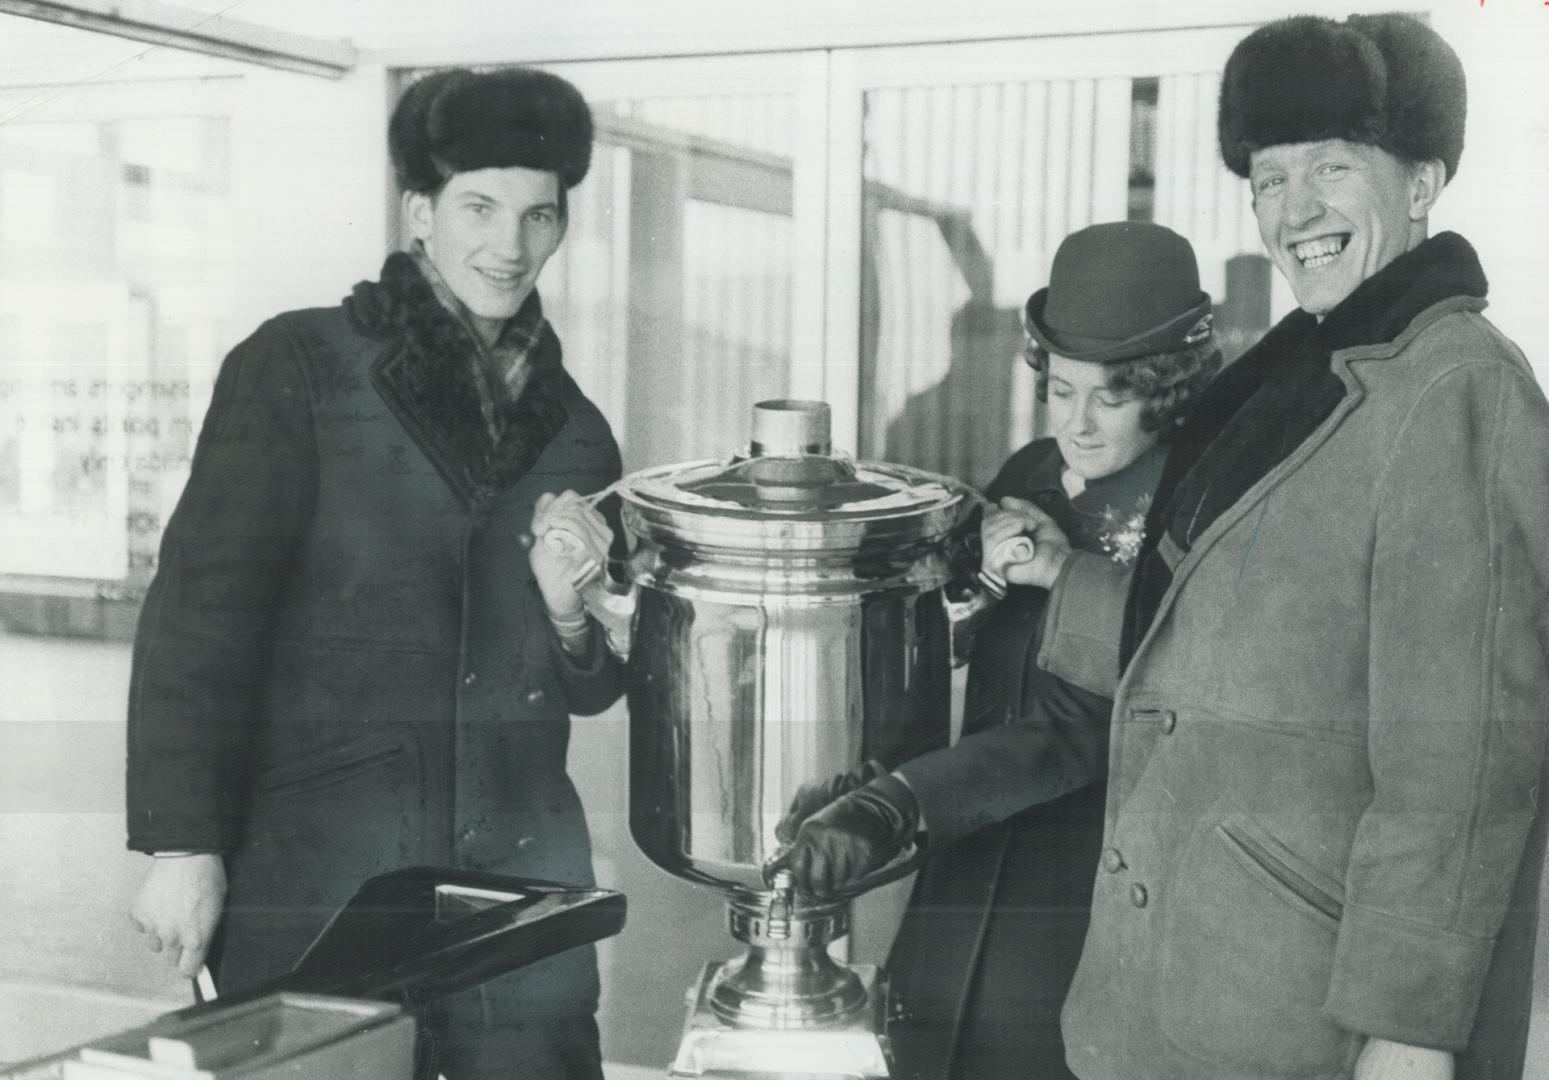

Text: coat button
xmin=524 ymin=688 xmax=545 ymax=705
xmin=1160 ymin=710 xmax=1177 ymax=734
xmin=458 ymin=823 xmax=478 ymax=842
xmin=1102 ymin=848 xmax=1126 ymax=873
xmin=1130 ymin=883 xmax=1149 ymax=908
xmin=462 ymin=671 xmax=478 ymax=688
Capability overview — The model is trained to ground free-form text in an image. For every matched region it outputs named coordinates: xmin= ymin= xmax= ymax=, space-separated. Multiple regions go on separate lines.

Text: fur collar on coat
xmin=1121 ymin=231 xmax=1490 ymax=667
xmin=343 ymin=251 xmax=570 ymax=507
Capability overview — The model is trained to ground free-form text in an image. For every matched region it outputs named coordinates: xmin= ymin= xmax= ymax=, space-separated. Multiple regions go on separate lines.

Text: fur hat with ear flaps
xmin=1218 ymin=13 xmax=1466 ymax=181
xmin=390 ymin=67 xmax=594 ymax=193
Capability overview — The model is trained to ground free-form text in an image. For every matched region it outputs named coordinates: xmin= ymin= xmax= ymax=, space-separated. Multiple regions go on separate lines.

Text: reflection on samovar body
xmin=573 ymin=400 xmax=977 ymax=1077
xmin=630 ymin=590 xmax=951 ymax=892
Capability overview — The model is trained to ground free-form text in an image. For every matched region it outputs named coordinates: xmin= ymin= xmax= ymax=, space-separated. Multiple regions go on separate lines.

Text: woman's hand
xmin=769 ymin=775 xmax=920 ymax=898
xmin=774 ymin=761 xmax=885 ymax=845
xmin=529 ymin=491 xmax=614 ymax=617
xmin=981 ymin=506 xmax=1036 ymax=581
xmin=981 ymin=496 xmax=1073 ymax=589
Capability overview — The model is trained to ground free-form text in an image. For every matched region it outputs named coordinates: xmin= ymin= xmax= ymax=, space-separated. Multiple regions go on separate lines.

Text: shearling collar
xmin=344 ymin=251 xmax=570 ymax=508
xmin=408 ymin=241 xmax=545 ymax=441
xmin=1120 ymin=231 xmax=1488 ymax=669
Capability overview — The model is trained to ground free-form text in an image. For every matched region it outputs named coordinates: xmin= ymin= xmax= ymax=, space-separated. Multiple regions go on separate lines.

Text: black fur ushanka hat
xmin=390 ymin=67 xmax=594 ymax=193
xmin=1218 ymin=13 xmax=1466 ymax=181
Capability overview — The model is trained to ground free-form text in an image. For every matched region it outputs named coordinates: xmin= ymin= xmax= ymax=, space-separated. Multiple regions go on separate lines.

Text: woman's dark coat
xmin=887 ymin=438 xmax=1163 ymax=1080
xmin=125 ymin=255 xmax=625 ymax=1035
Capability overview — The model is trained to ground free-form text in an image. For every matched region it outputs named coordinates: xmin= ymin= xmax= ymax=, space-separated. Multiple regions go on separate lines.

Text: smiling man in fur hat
xmin=998 ymin=14 xmax=1549 ymax=1080
xmin=124 ymin=68 xmax=624 ymax=1079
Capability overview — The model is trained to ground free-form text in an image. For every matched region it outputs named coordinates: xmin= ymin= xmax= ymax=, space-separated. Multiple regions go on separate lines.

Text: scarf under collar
xmin=408 ymin=242 xmax=545 ymax=444
xmin=344 ymin=251 xmax=570 ymax=508
xmin=1119 ymin=231 xmax=1490 ymax=669
xmin=1013 ymin=441 xmax=1166 ymax=517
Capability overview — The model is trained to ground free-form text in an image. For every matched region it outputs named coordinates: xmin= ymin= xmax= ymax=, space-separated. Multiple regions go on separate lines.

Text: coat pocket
xmin=1216 ymin=814 xmax=1343 ymax=930
xmin=257 ymin=735 xmax=406 ymax=799
xmin=1156 ymin=810 xmax=1356 ymax=1076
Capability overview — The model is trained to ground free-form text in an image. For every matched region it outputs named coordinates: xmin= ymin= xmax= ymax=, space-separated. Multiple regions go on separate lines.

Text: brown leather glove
xmin=775 ymin=759 xmax=886 ymax=845
xmin=778 ymin=774 xmax=920 ymax=898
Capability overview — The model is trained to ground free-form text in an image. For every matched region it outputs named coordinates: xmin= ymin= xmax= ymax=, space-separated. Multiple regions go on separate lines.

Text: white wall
xmin=1431 ymin=4 xmax=1549 ymax=385
xmin=226 ymin=63 xmax=392 ymax=333
xmin=269 ymin=0 xmax=1501 ymax=66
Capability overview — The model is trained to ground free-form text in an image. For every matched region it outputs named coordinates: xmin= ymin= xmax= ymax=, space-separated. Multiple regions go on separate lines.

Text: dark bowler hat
xmin=1023 ymin=222 xmax=1212 ymax=364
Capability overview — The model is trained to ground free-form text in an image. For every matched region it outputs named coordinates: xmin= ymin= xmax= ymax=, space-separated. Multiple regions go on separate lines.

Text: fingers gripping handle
xmin=978 ymin=534 xmax=1036 ymax=600
xmin=963 ymin=489 xmax=1037 ymax=599
xmin=990 ymin=536 xmax=1035 ymax=564
xmin=543 ymin=524 xmax=637 ymax=660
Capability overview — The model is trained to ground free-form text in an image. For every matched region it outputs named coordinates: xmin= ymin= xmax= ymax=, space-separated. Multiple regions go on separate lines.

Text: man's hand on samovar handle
xmin=772 ymin=775 xmax=921 ymax=898
xmin=528 ymin=491 xmax=618 ymax=653
xmin=130 ymin=853 xmax=226 ymax=978
xmin=983 ymin=497 xmax=1072 ymax=590
xmin=529 ymin=491 xmax=614 ymax=606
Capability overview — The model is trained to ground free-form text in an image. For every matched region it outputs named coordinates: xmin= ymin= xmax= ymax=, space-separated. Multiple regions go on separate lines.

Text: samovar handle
xmin=528 ymin=484 xmax=640 ymax=661
xmin=564 ymin=550 xmax=637 ymax=660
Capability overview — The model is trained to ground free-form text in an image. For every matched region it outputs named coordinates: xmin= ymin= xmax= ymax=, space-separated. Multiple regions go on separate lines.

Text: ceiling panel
xmin=0 ymin=11 xmax=248 ymax=92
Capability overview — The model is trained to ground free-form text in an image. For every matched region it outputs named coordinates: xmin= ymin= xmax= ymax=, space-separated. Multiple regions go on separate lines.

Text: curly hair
xmin=1026 ymin=341 xmax=1222 ymax=436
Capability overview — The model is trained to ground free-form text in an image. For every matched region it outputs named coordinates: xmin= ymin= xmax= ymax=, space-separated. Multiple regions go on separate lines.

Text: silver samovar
xmin=572 ymin=400 xmax=981 ymax=1078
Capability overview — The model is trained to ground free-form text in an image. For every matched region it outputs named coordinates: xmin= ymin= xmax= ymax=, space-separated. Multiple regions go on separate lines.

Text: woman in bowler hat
xmin=777 ymin=221 xmax=1221 ymax=1079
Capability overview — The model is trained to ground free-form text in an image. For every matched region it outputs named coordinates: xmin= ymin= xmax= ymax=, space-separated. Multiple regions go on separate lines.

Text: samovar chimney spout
xmin=749 ymin=399 xmax=831 ymax=457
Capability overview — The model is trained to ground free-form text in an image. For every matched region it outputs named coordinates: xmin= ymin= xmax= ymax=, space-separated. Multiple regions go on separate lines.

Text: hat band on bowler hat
xmin=1024 ymin=289 xmax=1214 ymax=364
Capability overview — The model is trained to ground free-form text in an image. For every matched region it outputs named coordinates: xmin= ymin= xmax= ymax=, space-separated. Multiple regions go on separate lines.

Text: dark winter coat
xmin=1039 ymin=235 xmax=1549 ymax=1079
xmin=126 ymin=254 xmax=625 ymax=1029
xmin=887 ymin=438 xmax=1163 ymax=1080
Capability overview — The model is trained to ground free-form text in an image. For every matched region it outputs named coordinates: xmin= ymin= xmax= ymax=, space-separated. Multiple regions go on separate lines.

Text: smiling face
xmin=1046 ymin=353 xmax=1158 ymax=481
xmin=404 ymin=165 xmax=566 ymax=345
xmin=1249 ymin=139 xmax=1441 ymax=317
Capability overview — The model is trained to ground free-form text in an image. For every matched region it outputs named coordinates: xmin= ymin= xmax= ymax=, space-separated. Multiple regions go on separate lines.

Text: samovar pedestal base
xmin=670 ymin=962 xmax=892 ymax=1079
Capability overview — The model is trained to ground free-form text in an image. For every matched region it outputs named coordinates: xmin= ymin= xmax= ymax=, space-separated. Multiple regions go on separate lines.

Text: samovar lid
xmin=615 ymin=401 xmax=974 ymax=557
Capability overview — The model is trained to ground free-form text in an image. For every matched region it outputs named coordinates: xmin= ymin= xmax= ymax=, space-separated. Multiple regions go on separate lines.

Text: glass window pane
xmin=1150 ymin=71 xmax=1275 ymax=363
xmin=858 ymin=77 xmax=1135 ymax=488
xmin=0 ymin=110 xmax=233 ymax=586
xmin=858 ymin=67 xmax=1274 ymax=489
xmin=539 ymin=93 xmax=798 ymax=472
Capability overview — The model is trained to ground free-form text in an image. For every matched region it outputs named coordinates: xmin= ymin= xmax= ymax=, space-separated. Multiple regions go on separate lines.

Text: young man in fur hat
xmin=124 ymin=68 xmax=623 ymax=1079
xmin=998 ymin=14 xmax=1549 ymax=1080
